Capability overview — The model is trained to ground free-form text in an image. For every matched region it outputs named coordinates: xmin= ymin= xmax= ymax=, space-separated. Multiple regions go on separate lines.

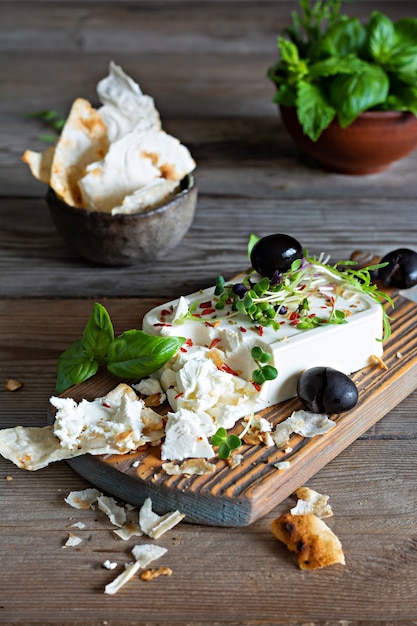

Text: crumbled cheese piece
xmin=103 ymin=560 xmax=118 ymax=570
xmin=133 ymin=378 xmax=165 ymax=398
xmin=227 ymin=453 xmax=243 ymax=469
xmin=161 ymin=409 xmax=214 ymax=461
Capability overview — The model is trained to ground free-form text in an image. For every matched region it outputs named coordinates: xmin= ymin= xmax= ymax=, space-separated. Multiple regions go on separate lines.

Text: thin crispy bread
xmin=270 ymin=513 xmax=345 ymax=570
xmin=50 ymin=97 xmax=109 ymax=207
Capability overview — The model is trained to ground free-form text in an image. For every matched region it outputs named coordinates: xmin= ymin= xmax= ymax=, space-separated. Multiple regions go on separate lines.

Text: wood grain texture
xmin=1 ymin=298 xmax=417 ymax=625
xmin=1 ymin=0 xmax=417 ymax=623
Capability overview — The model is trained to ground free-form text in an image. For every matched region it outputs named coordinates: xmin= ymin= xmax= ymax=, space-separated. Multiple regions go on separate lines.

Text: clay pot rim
xmin=46 ymin=173 xmax=196 ymax=222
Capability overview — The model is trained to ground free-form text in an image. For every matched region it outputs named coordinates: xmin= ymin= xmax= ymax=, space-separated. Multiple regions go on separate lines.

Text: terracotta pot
xmin=279 ymin=105 xmax=417 ymax=175
xmin=46 ymin=174 xmax=197 ymax=266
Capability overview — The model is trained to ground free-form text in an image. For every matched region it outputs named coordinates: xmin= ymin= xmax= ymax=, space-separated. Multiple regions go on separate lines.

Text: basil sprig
xmin=55 ymin=302 xmax=185 ymax=394
xmin=268 ymin=1 xmax=417 ymax=140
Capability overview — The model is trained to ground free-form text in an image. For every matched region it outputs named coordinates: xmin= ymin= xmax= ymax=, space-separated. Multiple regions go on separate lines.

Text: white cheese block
xmin=142 ymin=264 xmax=384 ymax=412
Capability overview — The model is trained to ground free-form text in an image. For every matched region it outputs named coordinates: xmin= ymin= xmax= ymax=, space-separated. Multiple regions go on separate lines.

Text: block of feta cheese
xmin=142 ymin=263 xmax=384 ymax=421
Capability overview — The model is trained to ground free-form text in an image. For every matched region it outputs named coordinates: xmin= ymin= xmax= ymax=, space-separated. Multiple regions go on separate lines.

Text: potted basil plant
xmin=268 ymin=0 xmax=417 ymax=174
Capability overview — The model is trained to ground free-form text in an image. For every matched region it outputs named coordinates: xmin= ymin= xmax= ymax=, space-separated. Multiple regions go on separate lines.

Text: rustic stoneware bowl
xmin=46 ymin=174 xmax=197 ymax=266
xmin=279 ymin=106 xmax=417 ymax=175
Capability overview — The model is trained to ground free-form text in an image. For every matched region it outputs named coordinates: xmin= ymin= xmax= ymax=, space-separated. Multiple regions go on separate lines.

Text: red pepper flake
xmin=220 ymin=363 xmax=239 ymax=376
xmin=185 ymin=338 xmax=194 ymax=347
xmin=199 ymin=300 xmax=212 ymax=309
xmin=161 ymin=309 xmax=172 ymax=316
xmin=327 ymin=296 xmax=335 ymax=306
xmin=174 ymin=393 xmax=184 ymax=400
xmin=256 ymin=325 xmax=264 ymax=336
xmin=280 ymin=321 xmax=286 ymax=325
xmin=308 ymin=313 xmax=316 ymax=318
xmin=201 ymin=308 xmax=216 ymax=316
xmin=205 ymin=321 xmax=215 ymax=328
xmin=288 ymin=311 xmax=299 ymax=321
xmin=239 ymin=326 xmax=247 ymax=332
xmin=154 ymin=322 xmax=172 ymax=327
xmin=209 ymin=338 xmax=221 ymax=349
xmin=180 ymin=347 xmax=188 ymax=353
xmin=299 ymin=284 xmax=307 ymax=291
xmin=102 ymin=402 xmax=111 ymax=408
xmin=252 ymin=382 xmax=262 ymax=392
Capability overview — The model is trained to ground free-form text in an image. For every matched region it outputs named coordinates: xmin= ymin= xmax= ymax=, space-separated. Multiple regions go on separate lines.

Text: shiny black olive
xmin=377 ymin=248 xmax=417 ymax=289
xmin=297 ymin=366 xmax=358 ymax=414
xmin=250 ymin=234 xmax=303 ymax=278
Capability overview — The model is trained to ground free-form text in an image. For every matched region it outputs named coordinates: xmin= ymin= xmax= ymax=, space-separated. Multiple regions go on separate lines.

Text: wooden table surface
xmin=1 ymin=1 xmax=417 ymax=624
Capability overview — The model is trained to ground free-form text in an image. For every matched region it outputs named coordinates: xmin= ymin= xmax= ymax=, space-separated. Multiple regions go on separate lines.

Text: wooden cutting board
xmin=52 ymin=292 xmax=417 ymax=527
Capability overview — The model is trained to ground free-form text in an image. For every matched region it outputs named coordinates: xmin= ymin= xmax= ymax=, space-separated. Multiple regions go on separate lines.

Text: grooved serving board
xmin=55 ymin=293 xmax=417 ymax=527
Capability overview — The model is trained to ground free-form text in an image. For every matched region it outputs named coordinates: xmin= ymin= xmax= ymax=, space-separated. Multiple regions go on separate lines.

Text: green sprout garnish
xmin=251 ymin=346 xmax=278 ymax=385
xmin=213 ymin=254 xmax=393 ymax=341
xmin=211 ymin=427 xmax=242 ymax=459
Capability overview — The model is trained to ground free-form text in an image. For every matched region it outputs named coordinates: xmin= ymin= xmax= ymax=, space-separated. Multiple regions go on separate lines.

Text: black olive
xmin=377 ymin=248 xmax=417 ymax=289
xmin=297 ymin=366 xmax=358 ymax=414
xmin=250 ymin=233 xmax=303 ymax=279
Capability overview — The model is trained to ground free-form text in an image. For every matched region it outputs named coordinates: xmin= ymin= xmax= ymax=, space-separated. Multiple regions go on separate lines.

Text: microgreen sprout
xmin=251 ymin=346 xmax=278 ymax=385
xmin=210 ymin=427 xmax=242 ymax=459
xmin=174 ymin=252 xmax=393 ymax=341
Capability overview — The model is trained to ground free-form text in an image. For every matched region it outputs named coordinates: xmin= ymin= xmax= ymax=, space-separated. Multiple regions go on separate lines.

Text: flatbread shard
xmin=49 ymin=97 xmax=109 ymax=207
xmin=21 ymin=146 xmax=55 ymax=184
xmin=270 ymin=513 xmax=345 ymax=570
xmin=78 ymin=128 xmax=195 ymax=212
xmin=97 ymin=61 xmax=161 ymax=142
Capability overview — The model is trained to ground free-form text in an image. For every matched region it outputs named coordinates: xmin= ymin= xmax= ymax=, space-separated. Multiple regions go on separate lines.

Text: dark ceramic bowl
xmin=46 ymin=174 xmax=197 ymax=266
xmin=280 ymin=106 xmax=417 ymax=175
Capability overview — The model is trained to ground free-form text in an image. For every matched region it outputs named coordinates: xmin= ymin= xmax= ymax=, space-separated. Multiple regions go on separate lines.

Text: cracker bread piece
xmin=50 ymin=97 xmax=109 ymax=207
xmin=97 ymin=61 xmax=161 ymax=141
xmin=270 ymin=512 xmax=345 ymax=570
xmin=21 ymin=145 xmax=55 ymax=184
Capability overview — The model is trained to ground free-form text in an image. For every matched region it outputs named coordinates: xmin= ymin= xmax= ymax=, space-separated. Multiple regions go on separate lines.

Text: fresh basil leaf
xmin=394 ymin=18 xmax=417 ymax=47
xmin=82 ymin=302 xmax=114 ymax=359
xmin=317 ymin=17 xmax=366 ymax=58
xmin=308 ymin=55 xmax=366 ymax=79
xmin=107 ymin=330 xmax=185 ymax=379
xmin=385 ymin=46 xmax=417 ymax=85
xmin=55 ymin=339 xmax=99 ymax=394
xmin=296 ymin=80 xmax=336 ymax=141
xmin=365 ymin=11 xmax=396 ymax=64
xmin=330 ymin=64 xmax=389 ymax=127
xmin=384 ymin=84 xmax=417 ymax=115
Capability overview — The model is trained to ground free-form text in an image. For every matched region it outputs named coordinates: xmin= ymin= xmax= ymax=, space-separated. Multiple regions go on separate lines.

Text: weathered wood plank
xmin=1 ymin=297 xmax=417 ymax=623
xmin=0 ymin=194 xmax=415 ymax=298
